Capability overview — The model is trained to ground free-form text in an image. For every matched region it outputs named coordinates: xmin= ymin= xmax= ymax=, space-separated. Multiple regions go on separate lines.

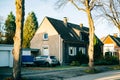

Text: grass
xmin=84 ymin=68 xmax=101 ymax=74
xmin=110 ymin=65 xmax=120 ymax=70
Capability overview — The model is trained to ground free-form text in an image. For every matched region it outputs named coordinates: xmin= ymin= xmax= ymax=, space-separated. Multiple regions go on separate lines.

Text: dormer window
xmin=43 ymin=33 xmax=48 ymax=40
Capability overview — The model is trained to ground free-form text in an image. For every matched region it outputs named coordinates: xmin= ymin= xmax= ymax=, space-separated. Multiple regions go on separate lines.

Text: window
xmin=69 ymin=47 xmax=76 ymax=56
xmin=43 ymin=33 xmax=48 ymax=40
xmin=79 ymin=47 xmax=85 ymax=54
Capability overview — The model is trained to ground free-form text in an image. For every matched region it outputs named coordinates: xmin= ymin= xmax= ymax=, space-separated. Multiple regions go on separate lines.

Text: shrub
xmin=74 ymin=51 xmax=88 ymax=65
xmin=95 ymin=56 xmax=119 ymax=65
xmin=84 ymin=68 xmax=100 ymax=74
xmin=70 ymin=61 xmax=80 ymax=66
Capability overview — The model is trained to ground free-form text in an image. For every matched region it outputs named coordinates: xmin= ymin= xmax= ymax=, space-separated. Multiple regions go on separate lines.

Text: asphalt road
xmin=22 ymin=67 xmax=87 ymax=80
xmin=0 ymin=66 xmax=120 ymax=80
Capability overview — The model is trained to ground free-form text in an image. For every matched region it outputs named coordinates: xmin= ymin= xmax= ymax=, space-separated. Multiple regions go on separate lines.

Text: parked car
xmin=33 ymin=55 xmax=59 ymax=66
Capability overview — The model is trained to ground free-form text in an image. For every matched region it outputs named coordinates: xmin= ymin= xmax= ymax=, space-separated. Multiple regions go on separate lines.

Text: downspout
xmin=59 ymin=35 xmax=63 ymax=65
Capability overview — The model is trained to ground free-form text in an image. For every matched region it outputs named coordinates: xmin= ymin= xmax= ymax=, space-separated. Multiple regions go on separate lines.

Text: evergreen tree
xmin=5 ymin=12 xmax=16 ymax=44
xmin=22 ymin=12 xmax=38 ymax=48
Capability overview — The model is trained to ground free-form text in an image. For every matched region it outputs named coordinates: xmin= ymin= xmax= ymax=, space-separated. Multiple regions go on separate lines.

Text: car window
xmin=41 ymin=56 xmax=48 ymax=58
xmin=50 ymin=56 xmax=56 ymax=59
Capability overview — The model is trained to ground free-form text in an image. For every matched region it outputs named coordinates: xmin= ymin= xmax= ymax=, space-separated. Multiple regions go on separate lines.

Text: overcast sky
xmin=0 ymin=0 xmax=118 ymax=38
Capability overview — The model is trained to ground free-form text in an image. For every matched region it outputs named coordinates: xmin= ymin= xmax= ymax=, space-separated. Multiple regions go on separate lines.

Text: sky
xmin=0 ymin=0 xmax=119 ymax=38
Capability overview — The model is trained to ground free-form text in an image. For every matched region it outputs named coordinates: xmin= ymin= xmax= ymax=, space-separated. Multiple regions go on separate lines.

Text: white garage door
xmin=0 ymin=51 xmax=9 ymax=67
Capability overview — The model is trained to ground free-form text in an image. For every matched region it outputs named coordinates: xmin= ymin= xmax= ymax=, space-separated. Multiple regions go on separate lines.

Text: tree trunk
xmin=86 ymin=9 xmax=95 ymax=70
xmin=12 ymin=0 xmax=24 ymax=80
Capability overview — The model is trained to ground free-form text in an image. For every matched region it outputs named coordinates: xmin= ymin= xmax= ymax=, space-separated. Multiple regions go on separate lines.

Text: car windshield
xmin=50 ymin=56 xmax=56 ymax=59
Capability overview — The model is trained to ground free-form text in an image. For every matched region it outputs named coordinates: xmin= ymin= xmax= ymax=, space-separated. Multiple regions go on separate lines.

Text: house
xmin=0 ymin=44 xmax=13 ymax=67
xmin=102 ymin=34 xmax=120 ymax=57
xmin=30 ymin=16 xmax=93 ymax=64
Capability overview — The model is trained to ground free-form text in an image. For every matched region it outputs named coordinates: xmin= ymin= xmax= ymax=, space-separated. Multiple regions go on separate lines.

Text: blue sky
xmin=0 ymin=0 xmax=118 ymax=38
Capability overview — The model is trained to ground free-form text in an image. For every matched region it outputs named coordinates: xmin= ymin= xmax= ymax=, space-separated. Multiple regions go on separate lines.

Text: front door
xmin=42 ymin=47 xmax=49 ymax=55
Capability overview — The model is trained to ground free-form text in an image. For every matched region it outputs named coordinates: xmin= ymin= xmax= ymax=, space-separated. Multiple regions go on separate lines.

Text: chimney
xmin=63 ymin=17 xmax=68 ymax=27
xmin=80 ymin=23 xmax=83 ymax=28
xmin=113 ymin=33 xmax=118 ymax=37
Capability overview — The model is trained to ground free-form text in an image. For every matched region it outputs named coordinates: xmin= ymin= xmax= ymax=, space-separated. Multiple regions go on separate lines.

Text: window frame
xmin=79 ymin=47 xmax=86 ymax=54
xmin=69 ymin=47 xmax=76 ymax=56
xmin=43 ymin=33 xmax=48 ymax=40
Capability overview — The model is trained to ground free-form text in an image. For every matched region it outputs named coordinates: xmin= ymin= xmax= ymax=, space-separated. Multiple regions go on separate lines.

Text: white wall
xmin=103 ymin=44 xmax=114 ymax=56
xmin=0 ymin=44 xmax=13 ymax=67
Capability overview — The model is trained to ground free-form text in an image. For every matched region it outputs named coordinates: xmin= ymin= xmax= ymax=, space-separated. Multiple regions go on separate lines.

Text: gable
xmin=103 ymin=36 xmax=115 ymax=44
xmin=36 ymin=17 xmax=58 ymax=36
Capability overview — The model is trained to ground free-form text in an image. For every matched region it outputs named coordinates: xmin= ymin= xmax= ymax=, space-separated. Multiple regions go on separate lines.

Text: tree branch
xmin=69 ymin=0 xmax=86 ymax=12
xmin=89 ymin=0 xmax=97 ymax=10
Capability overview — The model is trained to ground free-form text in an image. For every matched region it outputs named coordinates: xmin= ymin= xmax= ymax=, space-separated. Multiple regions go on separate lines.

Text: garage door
xmin=0 ymin=51 xmax=9 ymax=67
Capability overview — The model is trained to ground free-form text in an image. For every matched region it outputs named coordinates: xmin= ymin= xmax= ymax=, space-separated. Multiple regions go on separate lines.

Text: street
xmin=0 ymin=66 xmax=120 ymax=80
xmin=21 ymin=67 xmax=120 ymax=80
xmin=22 ymin=67 xmax=87 ymax=80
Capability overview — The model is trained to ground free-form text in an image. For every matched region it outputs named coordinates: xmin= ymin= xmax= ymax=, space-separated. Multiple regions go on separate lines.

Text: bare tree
xmin=12 ymin=0 xmax=24 ymax=80
xmin=98 ymin=0 xmax=120 ymax=65
xmin=98 ymin=0 xmax=120 ymax=30
xmin=56 ymin=0 xmax=98 ymax=70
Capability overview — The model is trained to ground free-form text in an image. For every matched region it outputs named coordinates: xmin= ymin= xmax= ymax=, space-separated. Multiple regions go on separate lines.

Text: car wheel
xmin=45 ymin=62 xmax=50 ymax=67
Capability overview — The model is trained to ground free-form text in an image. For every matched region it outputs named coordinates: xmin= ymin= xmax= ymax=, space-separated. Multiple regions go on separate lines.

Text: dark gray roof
xmin=110 ymin=35 xmax=120 ymax=46
xmin=46 ymin=17 xmax=89 ymax=42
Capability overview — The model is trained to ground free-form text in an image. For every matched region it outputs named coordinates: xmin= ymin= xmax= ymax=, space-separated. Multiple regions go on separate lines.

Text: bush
xmin=95 ymin=56 xmax=119 ymax=65
xmin=84 ymin=68 xmax=100 ymax=74
xmin=70 ymin=61 xmax=80 ymax=66
xmin=74 ymin=51 xmax=88 ymax=65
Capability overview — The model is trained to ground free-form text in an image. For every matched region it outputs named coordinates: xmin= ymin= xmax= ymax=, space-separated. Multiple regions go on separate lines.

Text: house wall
xmin=31 ymin=17 xmax=58 ymax=49
xmin=30 ymin=17 xmax=62 ymax=61
xmin=63 ymin=42 xmax=87 ymax=64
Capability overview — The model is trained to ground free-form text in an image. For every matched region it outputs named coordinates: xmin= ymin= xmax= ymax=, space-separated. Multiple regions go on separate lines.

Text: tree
xmin=0 ymin=16 xmax=3 ymax=42
xmin=12 ymin=0 xmax=24 ymax=80
xmin=57 ymin=0 xmax=98 ymax=70
xmin=5 ymin=12 xmax=16 ymax=44
xmin=94 ymin=35 xmax=103 ymax=62
xmin=22 ymin=12 xmax=38 ymax=48
xmin=0 ymin=16 xmax=5 ymax=43
xmin=98 ymin=0 xmax=120 ymax=65
xmin=98 ymin=0 xmax=120 ymax=30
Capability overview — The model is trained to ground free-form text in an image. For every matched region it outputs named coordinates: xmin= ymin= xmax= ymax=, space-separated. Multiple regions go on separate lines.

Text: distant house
xmin=30 ymin=16 xmax=101 ymax=64
xmin=102 ymin=34 xmax=120 ymax=57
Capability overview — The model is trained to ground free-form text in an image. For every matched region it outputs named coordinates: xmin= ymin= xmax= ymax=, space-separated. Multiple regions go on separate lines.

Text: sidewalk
xmin=65 ymin=70 xmax=120 ymax=80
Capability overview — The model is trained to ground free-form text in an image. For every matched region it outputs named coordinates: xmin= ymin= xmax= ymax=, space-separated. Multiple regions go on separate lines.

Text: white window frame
xmin=43 ymin=33 xmax=48 ymax=40
xmin=69 ymin=47 xmax=76 ymax=56
xmin=42 ymin=45 xmax=49 ymax=56
xmin=79 ymin=47 xmax=85 ymax=54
